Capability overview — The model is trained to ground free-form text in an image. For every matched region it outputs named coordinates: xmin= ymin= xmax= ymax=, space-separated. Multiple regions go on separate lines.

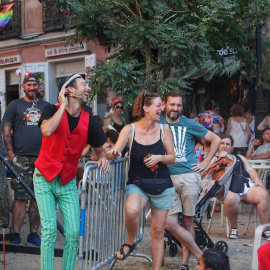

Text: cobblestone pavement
xmin=1 ymin=203 xmax=267 ymax=270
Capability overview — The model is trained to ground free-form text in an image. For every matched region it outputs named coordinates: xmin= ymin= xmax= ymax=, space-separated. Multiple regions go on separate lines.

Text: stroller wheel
xmin=214 ymin=241 xmax=228 ymax=253
xmin=195 ymin=231 xmax=208 ymax=250
xmin=169 ymin=243 xmax=178 ymax=257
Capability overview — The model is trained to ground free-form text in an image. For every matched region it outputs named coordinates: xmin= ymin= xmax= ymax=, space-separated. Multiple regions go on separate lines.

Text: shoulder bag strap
xmin=236 ymin=117 xmax=245 ymax=133
xmin=129 ymin=123 xmax=135 ymax=158
xmin=160 ymin=124 xmax=165 ymax=145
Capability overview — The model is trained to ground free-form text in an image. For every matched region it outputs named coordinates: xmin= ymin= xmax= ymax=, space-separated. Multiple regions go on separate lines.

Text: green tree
xmin=44 ymin=0 xmax=270 ymax=106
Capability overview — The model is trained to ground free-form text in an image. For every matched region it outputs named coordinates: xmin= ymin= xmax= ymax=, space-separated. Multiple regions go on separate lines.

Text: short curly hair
xmin=132 ymin=91 xmax=160 ymax=118
xmin=230 ymin=104 xmax=244 ymax=117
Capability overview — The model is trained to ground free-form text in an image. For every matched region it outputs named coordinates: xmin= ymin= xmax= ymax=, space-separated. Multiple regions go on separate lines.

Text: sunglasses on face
xmin=114 ymin=105 xmax=123 ymax=109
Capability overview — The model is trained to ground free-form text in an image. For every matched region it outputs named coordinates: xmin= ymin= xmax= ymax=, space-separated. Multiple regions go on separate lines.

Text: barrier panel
xmin=77 ymin=158 xmax=152 ymax=270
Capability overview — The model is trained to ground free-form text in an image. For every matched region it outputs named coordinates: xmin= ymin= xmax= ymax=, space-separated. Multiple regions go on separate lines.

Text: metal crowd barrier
xmin=0 ymin=150 xmax=65 ymax=256
xmin=77 ymin=158 xmax=152 ymax=270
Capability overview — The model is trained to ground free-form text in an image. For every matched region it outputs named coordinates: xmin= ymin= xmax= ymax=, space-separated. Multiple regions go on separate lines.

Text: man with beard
xmin=2 ymin=72 xmax=50 ymax=245
xmin=33 ymin=74 xmax=110 ymax=269
xmin=159 ymin=91 xmax=220 ymax=270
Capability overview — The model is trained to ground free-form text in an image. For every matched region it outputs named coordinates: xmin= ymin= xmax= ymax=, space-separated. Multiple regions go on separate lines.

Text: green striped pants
xmin=33 ymin=168 xmax=79 ymax=270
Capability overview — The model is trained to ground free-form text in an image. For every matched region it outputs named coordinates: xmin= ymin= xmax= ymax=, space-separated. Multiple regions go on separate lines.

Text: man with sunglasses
xmin=33 ymin=74 xmax=110 ymax=269
xmin=2 ymin=72 xmax=50 ymax=246
xmin=160 ymin=91 xmax=220 ymax=270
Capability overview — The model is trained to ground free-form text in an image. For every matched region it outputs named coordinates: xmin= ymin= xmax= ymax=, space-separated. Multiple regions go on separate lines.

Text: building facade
xmin=0 ymin=0 xmax=111 ymax=116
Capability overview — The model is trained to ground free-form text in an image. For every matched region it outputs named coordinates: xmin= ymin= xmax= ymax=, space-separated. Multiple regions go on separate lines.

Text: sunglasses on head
xmin=114 ymin=105 xmax=123 ymax=109
xmin=142 ymin=91 xmax=151 ymax=106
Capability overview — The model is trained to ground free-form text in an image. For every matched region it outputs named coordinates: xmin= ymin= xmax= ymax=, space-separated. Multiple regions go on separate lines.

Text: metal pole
xmin=255 ymin=1 xmax=266 ymax=137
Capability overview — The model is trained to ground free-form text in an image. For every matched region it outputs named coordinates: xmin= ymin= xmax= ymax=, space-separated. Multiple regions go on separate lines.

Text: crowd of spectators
xmin=3 ymin=75 xmax=270 ymax=270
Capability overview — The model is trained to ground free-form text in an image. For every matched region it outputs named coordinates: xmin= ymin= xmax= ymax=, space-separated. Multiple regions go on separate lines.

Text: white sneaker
xmin=229 ymin=228 xmax=238 ymax=239
xmin=262 ymin=230 xmax=270 ymax=241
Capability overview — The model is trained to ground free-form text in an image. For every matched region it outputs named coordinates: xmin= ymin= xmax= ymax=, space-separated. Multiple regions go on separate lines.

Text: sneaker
xmin=26 ymin=232 xmax=41 ymax=246
xmin=262 ymin=230 xmax=270 ymax=241
xmin=180 ymin=264 xmax=189 ymax=270
xmin=229 ymin=228 xmax=238 ymax=239
xmin=11 ymin=233 xmax=21 ymax=244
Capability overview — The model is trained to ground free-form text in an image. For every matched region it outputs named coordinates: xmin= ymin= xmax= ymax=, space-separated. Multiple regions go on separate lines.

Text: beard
xmin=166 ymin=110 xmax=181 ymax=121
xmin=25 ymin=91 xmax=37 ymax=101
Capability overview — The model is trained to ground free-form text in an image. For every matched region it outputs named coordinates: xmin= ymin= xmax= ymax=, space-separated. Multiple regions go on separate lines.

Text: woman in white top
xmin=226 ymin=104 xmax=251 ymax=156
xmin=243 ymin=102 xmax=256 ymax=148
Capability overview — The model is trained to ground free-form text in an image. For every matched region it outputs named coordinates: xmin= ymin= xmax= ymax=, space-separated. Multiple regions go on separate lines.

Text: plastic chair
xmin=207 ymin=197 xmax=257 ymax=237
xmin=252 ymin=223 xmax=270 ymax=270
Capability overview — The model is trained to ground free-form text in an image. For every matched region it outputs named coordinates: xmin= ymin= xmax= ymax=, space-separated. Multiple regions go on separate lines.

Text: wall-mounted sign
xmin=0 ymin=55 xmax=21 ymax=66
xmin=45 ymin=43 xmax=88 ymax=57
xmin=217 ymin=43 xmax=250 ymax=56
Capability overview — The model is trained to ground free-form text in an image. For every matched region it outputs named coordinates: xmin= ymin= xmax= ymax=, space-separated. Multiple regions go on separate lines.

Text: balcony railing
xmin=42 ymin=1 xmax=69 ymax=32
xmin=0 ymin=1 xmax=21 ymax=40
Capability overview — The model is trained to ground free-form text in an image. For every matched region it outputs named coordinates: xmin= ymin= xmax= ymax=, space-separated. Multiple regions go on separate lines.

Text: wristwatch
xmin=250 ymin=156 xmax=253 ymax=160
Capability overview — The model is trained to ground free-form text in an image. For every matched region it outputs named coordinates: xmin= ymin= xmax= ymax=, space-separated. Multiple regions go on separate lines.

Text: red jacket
xmin=35 ymin=106 xmax=89 ymax=185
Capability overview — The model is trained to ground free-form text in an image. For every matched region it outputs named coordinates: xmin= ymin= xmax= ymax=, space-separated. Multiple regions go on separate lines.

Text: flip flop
xmin=117 ymin=243 xmax=136 ymax=260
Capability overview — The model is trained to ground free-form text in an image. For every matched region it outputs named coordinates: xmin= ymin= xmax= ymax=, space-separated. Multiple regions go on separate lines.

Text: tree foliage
xmin=44 ymin=0 xmax=270 ymax=104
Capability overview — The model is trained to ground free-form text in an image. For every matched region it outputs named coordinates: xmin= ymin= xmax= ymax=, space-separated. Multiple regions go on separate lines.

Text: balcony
xmin=0 ymin=1 xmax=21 ymax=40
xmin=42 ymin=1 xmax=69 ymax=32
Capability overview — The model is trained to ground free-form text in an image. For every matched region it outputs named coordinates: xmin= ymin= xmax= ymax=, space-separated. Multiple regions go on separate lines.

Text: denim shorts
xmin=124 ymin=184 xmax=175 ymax=210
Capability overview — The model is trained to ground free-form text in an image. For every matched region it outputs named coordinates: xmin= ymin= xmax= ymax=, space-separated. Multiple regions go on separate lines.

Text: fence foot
xmin=131 ymin=253 xmax=153 ymax=264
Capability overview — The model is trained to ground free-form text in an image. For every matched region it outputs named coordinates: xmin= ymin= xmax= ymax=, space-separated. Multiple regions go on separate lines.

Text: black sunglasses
xmin=114 ymin=105 xmax=123 ymax=109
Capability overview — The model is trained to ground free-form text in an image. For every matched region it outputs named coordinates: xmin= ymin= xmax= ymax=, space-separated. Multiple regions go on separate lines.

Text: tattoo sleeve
xmin=2 ymin=123 xmax=14 ymax=152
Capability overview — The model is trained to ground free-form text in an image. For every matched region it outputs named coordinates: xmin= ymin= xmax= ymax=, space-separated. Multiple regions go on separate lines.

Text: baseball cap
xmin=58 ymin=74 xmax=83 ymax=92
xmin=23 ymin=72 xmax=38 ymax=84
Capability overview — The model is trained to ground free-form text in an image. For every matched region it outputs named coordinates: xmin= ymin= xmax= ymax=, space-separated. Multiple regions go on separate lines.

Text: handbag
xmin=127 ymin=177 xmax=173 ymax=195
xmin=229 ymin=156 xmax=250 ymax=194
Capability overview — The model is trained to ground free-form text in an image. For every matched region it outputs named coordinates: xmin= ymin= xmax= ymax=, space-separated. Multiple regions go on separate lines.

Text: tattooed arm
xmin=2 ymin=120 xmax=15 ymax=162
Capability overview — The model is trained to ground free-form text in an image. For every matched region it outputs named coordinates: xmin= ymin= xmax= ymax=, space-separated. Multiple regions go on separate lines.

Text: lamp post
xmin=255 ymin=0 xmax=266 ymax=137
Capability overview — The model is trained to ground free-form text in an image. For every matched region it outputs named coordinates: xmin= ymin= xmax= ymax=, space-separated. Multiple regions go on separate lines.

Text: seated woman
xmin=195 ymin=128 xmax=212 ymax=161
xmin=213 ymin=135 xmax=270 ymax=240
xmin=108 ymin=91 xmax=175 ymax=270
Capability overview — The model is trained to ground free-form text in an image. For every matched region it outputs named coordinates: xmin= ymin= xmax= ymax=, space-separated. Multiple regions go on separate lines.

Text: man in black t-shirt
xmin=2 ymin=72 xmax=50 ymax=246
xmin=33 ymin=74 xmax=110 ymax=270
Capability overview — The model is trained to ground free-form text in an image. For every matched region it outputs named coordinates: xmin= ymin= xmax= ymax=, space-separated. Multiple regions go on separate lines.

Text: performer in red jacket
xmin=34 ymin=74 xmax=110 ymax=270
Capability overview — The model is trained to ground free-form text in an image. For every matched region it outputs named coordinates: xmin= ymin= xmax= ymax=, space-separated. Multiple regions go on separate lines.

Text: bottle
xmin=194 ymin=149 xmax=202 ymax=163
xmin=144 ymin=154 xmax=159 ymax=172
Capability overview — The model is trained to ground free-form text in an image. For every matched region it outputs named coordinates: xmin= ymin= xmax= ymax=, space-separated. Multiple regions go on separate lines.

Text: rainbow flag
xmin=0 ymin=3 xmax=15 ymax=28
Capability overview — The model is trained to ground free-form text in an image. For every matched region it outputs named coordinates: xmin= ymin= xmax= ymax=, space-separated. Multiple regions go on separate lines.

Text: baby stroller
xmin=164 ymin=154 xmax=237 ymax=257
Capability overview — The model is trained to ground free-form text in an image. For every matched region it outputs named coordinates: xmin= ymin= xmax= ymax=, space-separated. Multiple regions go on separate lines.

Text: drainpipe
xmin=254 ymin=2 xmax=265 ymax=137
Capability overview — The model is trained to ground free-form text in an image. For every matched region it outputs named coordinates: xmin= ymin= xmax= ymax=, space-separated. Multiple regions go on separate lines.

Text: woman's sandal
xmin=117 ymin=243 xmax=136 ymax=260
